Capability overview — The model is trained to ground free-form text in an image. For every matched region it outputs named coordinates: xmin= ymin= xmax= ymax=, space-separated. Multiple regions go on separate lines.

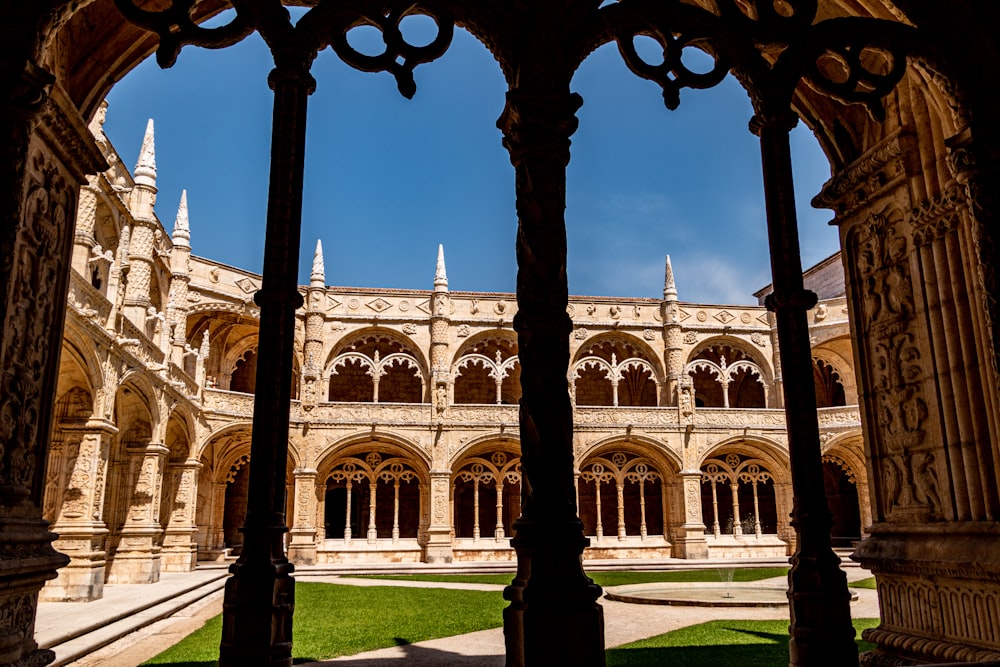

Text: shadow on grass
xmin=609 ymin=645 xmax=784 ymax=667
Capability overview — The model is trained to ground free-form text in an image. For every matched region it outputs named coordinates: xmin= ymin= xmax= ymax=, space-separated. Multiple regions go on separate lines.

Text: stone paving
xmin=57 ymin=562 xmax=879 ymax=666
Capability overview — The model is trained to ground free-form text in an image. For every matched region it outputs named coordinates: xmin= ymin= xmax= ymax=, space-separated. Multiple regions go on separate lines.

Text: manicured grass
xmin=141 ymin=582 xmax=505 ymax=666
xmin=359 ymin=567 xmax=790 ymax=588
xmin=606 ymin=618 xmax=881 ymax=666
xmin=850 ymin=577 xmax=878 ymax=589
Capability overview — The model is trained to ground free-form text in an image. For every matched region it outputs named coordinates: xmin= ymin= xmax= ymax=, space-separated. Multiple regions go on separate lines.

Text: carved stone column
xmin=817 ymin=126 xmax=1000 ymax=664
xmin=300 ymin=241 xmax=326 ymax=412
xmin=122 ymin=120 xmax=157 ymax=328
xmin=670 ymin=471 xmax=708 ymax=559
xmin=219 ymin=58 xmax=314 ymax=667
xmin=42 ymin=419 xmax=114 ymax=601
xmin=161 ymin=458 xmax=201 ymax=572
xmin=430 ymin=244 xmax=450 ymax=419
xmin=752 ymin=108 xmax=855 ymax=666
xmin=107 ymin=442 xmax=168 ymax=584
xmin=661 ymin=256 xmax=684 ymax=406
xmin=287 ymin=468 xmax=318 ymax=565
xmin=71 ymin=183 xmax=100 ymax=276
xmin=423 ymin=470 xmax=454 ymax=563
xmin=0 ymin=51 xmax=101 ymax=662
xmin=211 ymin=481 xmax=227 ymax=552
xmin=168 ymin=191 xmax=192 ymax=367
xmin=498 ymin=87 xmax=604 ymax=667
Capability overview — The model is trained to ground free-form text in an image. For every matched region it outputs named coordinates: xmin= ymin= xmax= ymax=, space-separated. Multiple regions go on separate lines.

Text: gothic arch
xmin=700 ymin=434 xmax=790 ymax=477
xmin=55 ymin=339 xmax=100 ymax=416
xmin=315 ymin=430 xmax=431 ymax=474
xmin=571 ymin=333 xmax=663 ymax=407
xmin=450 ymin=432 xmax=521 ymax=469
xmin=451 ymin=332 xmax=520 ymax=405
xmin=576 ymin=443 xmax=671 ymax=542
xmin=576 ymin=434 xmax=681 ymax=474
xmin=6 ymin=2 xmax=1000 ymax=666
xmin=686 ymin=336 xmax=772 ymax=409
xmin=60 ymin=327 xmax=104 ymax=399
xmin=325 ymin=328 xmax=428 ymax=404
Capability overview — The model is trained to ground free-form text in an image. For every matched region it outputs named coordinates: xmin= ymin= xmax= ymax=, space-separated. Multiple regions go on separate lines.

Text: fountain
xmin=604 ymin=567 xmax=791 ymax=608
xmin=603 ymin=569 xmax=859 ymax=607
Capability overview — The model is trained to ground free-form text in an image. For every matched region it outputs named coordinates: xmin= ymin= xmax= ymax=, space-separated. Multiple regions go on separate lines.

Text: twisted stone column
xmin=752 ymin=109 xmax=856 ymax=666
xmin=498 ymin=87 xmax=604 ymax=667
xmin=219 ymin=59 xmax=314 ymax=667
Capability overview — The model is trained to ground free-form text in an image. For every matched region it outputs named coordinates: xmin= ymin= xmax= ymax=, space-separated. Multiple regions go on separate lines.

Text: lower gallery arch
xmin=315 ymin=441 xmax=428 ymax=564
xmin=194 ymin=427 xmax=296 ymax=561
xmin=699 ymin=441 xmax=791 ymax=558
xmin=821 ymin=433 xmax=870 ymax=548
xmin=576 ymin=445 xmax=674 ymax=559
xmin=451 ymin=444 xmax=522 ymax=561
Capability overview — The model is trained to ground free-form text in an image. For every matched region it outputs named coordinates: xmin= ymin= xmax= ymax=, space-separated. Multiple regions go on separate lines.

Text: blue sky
xmin=104 ymin=14 xmax=839 ymax=305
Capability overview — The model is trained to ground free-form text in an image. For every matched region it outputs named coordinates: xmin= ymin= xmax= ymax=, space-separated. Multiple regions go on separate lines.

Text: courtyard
xmin=39 ymin=557 xmax=879 ymax=666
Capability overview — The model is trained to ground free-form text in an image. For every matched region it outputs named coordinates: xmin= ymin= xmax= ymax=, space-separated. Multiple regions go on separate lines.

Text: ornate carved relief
xmin=850 ymin=207 xmax=942 ymax=521
xmin=2 ymin=143 xmax=75 ymax=495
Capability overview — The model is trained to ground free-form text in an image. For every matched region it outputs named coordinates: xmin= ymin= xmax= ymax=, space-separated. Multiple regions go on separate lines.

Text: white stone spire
xmin=134 ymin=119 xmax=157 ymax=189
xmin=434 ymin=244 xmax=448 ymax=291
xmin=663 ymin=254 xmax=677 ymax=300
xmin=172 ymin=190 xmax=190 ymax=248
xmin=310 ymin=239 xmax=326 ymax=288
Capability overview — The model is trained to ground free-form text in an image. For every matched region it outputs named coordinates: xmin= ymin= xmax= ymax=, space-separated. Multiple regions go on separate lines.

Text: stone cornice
xmin=37 ymin=83 xmax=108 ymax=182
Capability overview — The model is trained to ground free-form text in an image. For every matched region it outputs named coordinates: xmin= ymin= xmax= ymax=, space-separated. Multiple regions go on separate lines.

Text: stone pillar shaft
xmin=42 ymin=420 xmax=114 ymax=601
xmin=498 ymin=86 xmax=604 ymax=667
xmin=753 ymin=111 xmax=856 ymax=666
xmin=0 ymin=66 xmax=101 ymax=664
xmin=288 ymin=468 xmax=318 ymax=565
xmin=107 ymin=443 xmax=167 ymax=584
xmin=161 ymin=459 xmax=201 ymax=572
xmin=218 ymin=61 xmax=314 ymax=667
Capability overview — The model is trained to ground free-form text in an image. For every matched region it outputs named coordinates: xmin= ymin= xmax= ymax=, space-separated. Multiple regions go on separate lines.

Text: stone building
xmin=5 ymin=2 xmax=1000 ymax=666
xmin=44 ymin=110 xmax=866 ymax=601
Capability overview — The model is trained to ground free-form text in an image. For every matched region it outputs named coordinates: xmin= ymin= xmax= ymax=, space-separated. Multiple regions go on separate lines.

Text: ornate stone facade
xmin=40 ymin=108 xmax=867 ymax=592
xmin=3 ymin=2 xmax=1000 ymax=665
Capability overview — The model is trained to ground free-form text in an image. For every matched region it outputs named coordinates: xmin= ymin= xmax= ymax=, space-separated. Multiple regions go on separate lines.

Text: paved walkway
xmin=51 ymin=561 xmax=879 ymax=666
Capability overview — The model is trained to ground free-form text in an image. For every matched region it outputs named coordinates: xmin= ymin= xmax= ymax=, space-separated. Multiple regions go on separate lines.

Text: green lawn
xmin=850 ymin=577 xmax=878 ymax=589
xmin=607 ymin=618 xmax=881 ymax=666
xmin=359 ymin=567 xmax=790 ymax=588
xmin=142 ymin=583 xmax=506 ymax=666
xmin=143 ymin=575 xmax=871 ymax=666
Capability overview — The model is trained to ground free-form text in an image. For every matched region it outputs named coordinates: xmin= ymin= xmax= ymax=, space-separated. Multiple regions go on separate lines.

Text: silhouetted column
xmin=498 ymin=87 xmax=604 ymax=667
xmin=752 ymin=109 xmax=856 ymax=666
xmin=219 ymin=58 xmax=315 ymax=667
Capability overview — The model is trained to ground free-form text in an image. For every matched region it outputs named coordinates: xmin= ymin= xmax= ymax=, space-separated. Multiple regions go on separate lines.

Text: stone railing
xmin=200 ymin=390 xmax=861 ymax=434
xmin=301 ymin=402 xmax=434 ymax=425
xmin=693 ymin=408 xmax=788 ymax=428
xmin=816 ymin=406 xmax=862 ymax=428
xmin=203 ymin=388 xmax=255 ymax=417
xmin=442 ymin=404 xmax=519 ymax=426
xmin=67 ymin=272 xmax=112 ymax=326
xmin=575 ymin=406 xmax=679 ymax=427
xmin=118 ymin=315 xmax=165 ymax=366
xmin=167 ymin=363 xmax=199 ymax=398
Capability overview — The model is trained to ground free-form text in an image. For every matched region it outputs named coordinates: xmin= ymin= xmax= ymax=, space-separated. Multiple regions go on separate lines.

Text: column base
xmin=422 ymin=527 xmax=454 ymax=564
xmin=42 ymin=525 xmax=107 ymax=601
xmin=787 ymin=548 xmax=856 ymax=667
xmin=670 ymin=525 xmax=709 ymax=559
xmin=855 ymin=527 xmax=1000 ymax=664
xmin=287 ymin=528 xmax=317 ymax=565
xmin=0 ymin=510 xmax=69 ymax=666
xmin=219 ymin=557 xmax=295 ymax=667
xmin=503 ymin=517 xmax=605 ymax=667
xmin=106 ymin=534 xmax=161 ymax=585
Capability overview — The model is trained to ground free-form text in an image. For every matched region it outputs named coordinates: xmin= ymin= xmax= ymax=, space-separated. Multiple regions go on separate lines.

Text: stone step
xmin=40 ymin=570 xmax=230 ymax=667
